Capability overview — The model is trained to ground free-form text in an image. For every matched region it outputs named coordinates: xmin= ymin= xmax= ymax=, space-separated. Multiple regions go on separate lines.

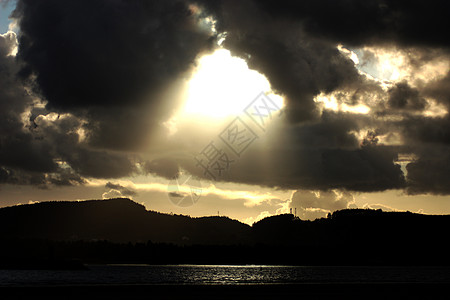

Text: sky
xmin=1 ymin=0 xmax=450 ymax=224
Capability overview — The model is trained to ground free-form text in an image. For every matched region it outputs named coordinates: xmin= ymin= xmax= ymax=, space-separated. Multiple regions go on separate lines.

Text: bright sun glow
xmin=182 ymin=49 xmax=283 ymax=119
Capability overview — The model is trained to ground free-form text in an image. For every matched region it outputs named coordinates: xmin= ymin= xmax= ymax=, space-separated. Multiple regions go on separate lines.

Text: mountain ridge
xmin=1 ymin=198 xmax=450 ymax=265
xmin=0 ymin=198 xmax=251 ymax=244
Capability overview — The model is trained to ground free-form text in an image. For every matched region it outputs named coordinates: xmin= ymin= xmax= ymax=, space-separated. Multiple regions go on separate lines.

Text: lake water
xmin=1 ymin=265 xmax=449 ymax=286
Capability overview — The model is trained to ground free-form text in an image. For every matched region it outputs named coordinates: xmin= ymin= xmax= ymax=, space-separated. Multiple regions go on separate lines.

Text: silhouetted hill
xmin=0 ymin=198 xmax=251 ymax=244
xmin=1 ymin=199 xmax=450 ymax=265
xmin=252 ymin=208 xmax=450 ymax=265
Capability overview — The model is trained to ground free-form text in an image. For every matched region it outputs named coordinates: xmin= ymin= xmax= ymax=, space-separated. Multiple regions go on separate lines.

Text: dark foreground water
xmin=1 ymin=265 xmax=449 ymax=299
xmin=0 ymin=265 xmax=449 ymax=286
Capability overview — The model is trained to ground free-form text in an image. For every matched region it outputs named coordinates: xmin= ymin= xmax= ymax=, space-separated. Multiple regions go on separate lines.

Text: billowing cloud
xmin=13 ymin=0 xmax=215 ymax=153
xmin=406 ymin=149 xmax=450 ymax=195
xmin=144 ymin=157 xmax=180 ymax=179
xmin=0 ymin=0 xmax=215 ymax=188
xmin=243 ymin=0 xmax=450 ymax=48
xmin=289 ymin=189 xmax=355 ymax=220
xmin=0 ymin=31 xmax=138 ymax=187
xmin=15 ymin=0 xmax=213 ymax=111
xmin=425 ymin=71 xmax=450 ymax=109
xmin=178 ymin=111 xmax=405 ymax=192
xmin=362 ymin=203 xmax=397 ymax=212
xmin=387 ymin=82 xmax=427 ymax=111
xmin=103 ymin=182 xmax=137 ymax=199
xmin=0 ymin=32 xmax=49 ymax=169
xmin=198 ymin=0 xmax=364 ymax=123
xmin=187 ymin=0 xmax=450 ymax=195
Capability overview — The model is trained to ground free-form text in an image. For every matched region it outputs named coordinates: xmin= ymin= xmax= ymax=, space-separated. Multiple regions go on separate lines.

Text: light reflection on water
xmin=1 ymin=265 xmax=450 ymax=286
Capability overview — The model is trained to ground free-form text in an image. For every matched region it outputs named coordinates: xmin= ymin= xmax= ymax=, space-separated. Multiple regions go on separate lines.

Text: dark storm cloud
xmin=0 ymin=0 xmax=215 ymax=187
xmin=0 ymin=31 xmax=137 ymax=185
xmin=383 ymin=72 xmax=450 ymax=195
xmin=83 ymin=107 xmax=160 ymax=152
xmin=424 ymin=71 xmax=450 ymax=109
xmin=225 ymin=35 xmax=361 ymax=122
xmin=47 ymin=168 xmax=86 ymax=186
xmin=32 ymin=113 xmax=137 ymax=179
xmin=280 ymin=111 xmax=363 ymax=150
xmin=318 ymin=146 xmax=405 ymax=191
xmin=199 ymin=0 xmax=450 ymax=116
xmin=179 ymin=111 xmax=405 ymax=192
xmin=0 ymin=32 xmax=58 ymax=175
xmin=191 ymin=0 xmax=449 ymax=195
xmin=403 ymin=72 xmax=450 ymax=195
xmin=144 ymin=157 xmax=180 ymax=179
xmin=404 ymin=145 xmax=450 ymax=195
xmin=2 ymin=0 xmax=450 ymax=197
xmin=252 ymin=0 xmax=450 ymax=48
xmin=13 ymin=0 xmax=215 ymax=152
xmin=14 ymin=0 xmax=213 ymax=110
xmin=0 ymin=132 xmax=57 ymax=173
xmin=398 ymin=115 xmax=450 ymax=195
xmin=64 ymin=148 xmax=136 ymax=179
xmin=400 ymin=116 xmax=450 ymax=145
xmin=266 ymin=146 xmax=405 ymax=192
xmin=387 ymin=81 xmax=427 ymax=111
xmin=0 ymin=166 xmax=46 ymax=186
xmin=198 ymin=0 xmax=363 ymax=123
xmin=198 ymin=0 xmax=450 ymax=122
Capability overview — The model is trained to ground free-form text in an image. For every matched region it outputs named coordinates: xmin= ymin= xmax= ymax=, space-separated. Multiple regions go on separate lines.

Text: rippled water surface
xmin=1 ymin=265 xmax=449 ymax=286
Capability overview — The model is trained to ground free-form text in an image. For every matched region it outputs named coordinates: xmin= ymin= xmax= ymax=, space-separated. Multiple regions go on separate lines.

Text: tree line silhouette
xmin=1 ymin=198 xmax=449 ymax=268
